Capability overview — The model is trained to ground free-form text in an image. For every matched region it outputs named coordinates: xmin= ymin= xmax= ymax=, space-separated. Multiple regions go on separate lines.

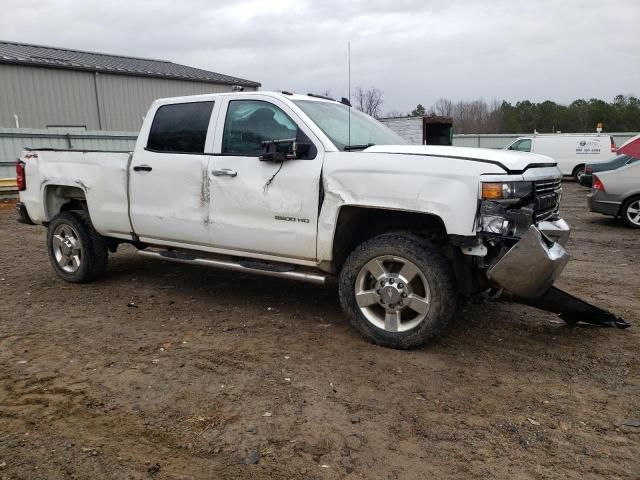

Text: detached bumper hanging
xmin=514 ymin=286 xmax=630 ymax=329
xmin=487 ymin=225 xmax=630 ymax=329
xmin=487 ymin=225 xmax=570 ymax=299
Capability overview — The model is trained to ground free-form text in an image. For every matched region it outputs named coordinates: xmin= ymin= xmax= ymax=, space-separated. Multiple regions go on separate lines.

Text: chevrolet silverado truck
xmin=15 ymin=92 xmax=628 ymax=348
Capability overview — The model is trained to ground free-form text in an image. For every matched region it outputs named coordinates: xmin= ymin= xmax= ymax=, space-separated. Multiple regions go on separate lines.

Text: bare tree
xmin=428 ymin=97 xmax=503 ymax=134
xmin=352 ymin=87 xmax=384 ymax=118
xmin=487 ymin=99 xmax=503 ymax=133
xmin=433 ymin=98 xmax=454 ymax=117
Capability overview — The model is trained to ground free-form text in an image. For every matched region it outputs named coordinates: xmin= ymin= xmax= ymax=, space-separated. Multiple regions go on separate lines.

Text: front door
xmin=207 ymin=97 xmax=323 ymax=261
xmin=129 ymin=100 xmax=215 ymax=246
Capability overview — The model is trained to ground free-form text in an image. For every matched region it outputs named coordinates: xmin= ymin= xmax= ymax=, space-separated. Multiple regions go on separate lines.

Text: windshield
xmin=293 ymin=100 xmax=406 ymax=151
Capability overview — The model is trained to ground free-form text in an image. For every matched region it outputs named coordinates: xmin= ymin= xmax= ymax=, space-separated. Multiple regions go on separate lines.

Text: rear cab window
xmin=147 ymin=101 xmax=214 ymax=154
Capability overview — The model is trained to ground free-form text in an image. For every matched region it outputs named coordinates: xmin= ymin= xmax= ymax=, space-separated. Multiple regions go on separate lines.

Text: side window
xmin=147 ymin=101 xmax=214 ymax=154
xmin=509 ymin=139 xmax=531 ymax=152
xmin=222 ymin=100 xmax=298 ymax=155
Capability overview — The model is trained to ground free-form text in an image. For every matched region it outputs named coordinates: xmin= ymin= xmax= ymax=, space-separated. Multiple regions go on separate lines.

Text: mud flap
xmin=511 ymin=286 xmax=630 ymax=328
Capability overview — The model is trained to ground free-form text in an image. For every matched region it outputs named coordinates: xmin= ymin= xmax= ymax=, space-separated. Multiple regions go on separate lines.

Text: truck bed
xmin=19 ymin=149 xmax=134 ymax=239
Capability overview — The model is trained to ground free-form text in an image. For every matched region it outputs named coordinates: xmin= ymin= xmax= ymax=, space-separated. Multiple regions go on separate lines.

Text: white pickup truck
xmin=15 ymin=92 xmax=626 ymax=348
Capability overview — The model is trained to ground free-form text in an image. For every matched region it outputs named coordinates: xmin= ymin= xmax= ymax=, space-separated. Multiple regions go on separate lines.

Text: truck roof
xmin=153 ymin=91 xmax=337 ymax=106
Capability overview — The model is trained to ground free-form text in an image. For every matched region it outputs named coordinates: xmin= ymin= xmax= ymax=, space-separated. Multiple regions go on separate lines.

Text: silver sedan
xmin=588 ymin=160 xmax=640 ymax=228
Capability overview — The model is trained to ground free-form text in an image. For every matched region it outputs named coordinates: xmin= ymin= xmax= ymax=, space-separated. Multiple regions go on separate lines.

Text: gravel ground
xmin=0 ymin=182 xmax=638 ymax=479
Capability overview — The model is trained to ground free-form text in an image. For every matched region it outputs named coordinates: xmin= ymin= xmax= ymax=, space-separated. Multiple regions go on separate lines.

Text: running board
xmin=511 ymin=286 xmax=630 ymax=328
xmin=138 ymin=249 xmax=329 ymax=285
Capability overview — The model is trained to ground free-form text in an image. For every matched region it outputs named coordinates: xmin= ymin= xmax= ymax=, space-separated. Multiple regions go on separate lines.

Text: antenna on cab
xmin=348 ymin=41 xmax=351 ymax=147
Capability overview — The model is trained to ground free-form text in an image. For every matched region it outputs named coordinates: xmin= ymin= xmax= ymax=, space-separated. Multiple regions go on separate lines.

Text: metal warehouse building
xmin=0 ymin=41 xmax=261 ymax=132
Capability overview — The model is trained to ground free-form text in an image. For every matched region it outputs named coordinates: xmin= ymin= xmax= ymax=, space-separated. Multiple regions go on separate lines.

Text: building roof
xmin=0 ymin=40 xmax=260 ymax=87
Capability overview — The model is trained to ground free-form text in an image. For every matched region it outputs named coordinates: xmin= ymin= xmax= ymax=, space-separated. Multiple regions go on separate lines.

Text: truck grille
xmin=534 ymin=178 xmax=562 ymax=222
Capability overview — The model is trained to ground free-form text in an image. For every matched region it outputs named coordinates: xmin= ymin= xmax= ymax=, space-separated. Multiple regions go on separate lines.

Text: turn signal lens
xmin=481 ymin=181 xmax=533 ymax=201
xmin=593 ymin=175 xmax=605 ymax=192
xmin=482 ymin=183 xmax=504 ymax=200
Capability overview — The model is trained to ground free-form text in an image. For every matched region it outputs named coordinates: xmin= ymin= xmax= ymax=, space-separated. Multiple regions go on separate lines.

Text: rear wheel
xmin=338 ymin=233 xmax=458 ymax=349
xmin=47 ymin=211 xmax=108 ymax=282
xmin=572 ymin=164 xmax=585 ymax=182
xmin=621 ymin=197 xmax=640 ymax=229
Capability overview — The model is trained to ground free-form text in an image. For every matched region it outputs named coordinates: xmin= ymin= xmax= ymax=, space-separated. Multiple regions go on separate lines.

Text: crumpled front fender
xmin=487 ymin=226 xmax=569 ymax=298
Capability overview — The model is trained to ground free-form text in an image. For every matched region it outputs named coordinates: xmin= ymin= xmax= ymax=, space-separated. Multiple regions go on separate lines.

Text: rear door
xmin=129 ymin=100 xmax=217 ymax=245
xmin=207 ymin=96 xmax=324 ymax=261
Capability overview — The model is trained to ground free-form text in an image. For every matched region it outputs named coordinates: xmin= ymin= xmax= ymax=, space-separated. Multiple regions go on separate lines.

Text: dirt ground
xmin=0 ymin=182 xmax=638 ymax=480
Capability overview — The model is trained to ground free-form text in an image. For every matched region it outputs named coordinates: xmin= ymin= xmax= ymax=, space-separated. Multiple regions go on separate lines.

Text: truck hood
xmin=364 ymin=145 xmax=556 ymax=173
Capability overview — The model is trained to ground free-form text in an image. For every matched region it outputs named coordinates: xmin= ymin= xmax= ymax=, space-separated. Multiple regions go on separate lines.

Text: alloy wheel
xmin=52 ymin=224 xmax=83 ymax=273
xmin=354 ymin=255 xmax=431 ymax=332
xmin=627 ymin=199 xmax=640 ymax=226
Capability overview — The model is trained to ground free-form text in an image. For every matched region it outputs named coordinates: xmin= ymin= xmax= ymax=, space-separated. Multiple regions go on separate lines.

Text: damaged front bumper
xmin=485 ymin=221 xmax=629 ymax=328
xmin=487 ymin=224 xmax=569 ymax=298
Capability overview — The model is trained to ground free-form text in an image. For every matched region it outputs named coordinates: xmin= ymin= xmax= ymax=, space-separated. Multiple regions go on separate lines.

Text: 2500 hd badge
xmin=275 ymin=215 xmax=310 ymax=223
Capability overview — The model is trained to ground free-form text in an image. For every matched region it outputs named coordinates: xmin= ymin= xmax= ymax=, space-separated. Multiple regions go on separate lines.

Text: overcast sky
xmin=1 ymin=0 xmax=638 ymax=114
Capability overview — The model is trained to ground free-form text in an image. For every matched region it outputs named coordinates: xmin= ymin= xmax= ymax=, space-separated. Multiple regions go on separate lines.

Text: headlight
xmin=481 ymin=181 xmax=533 ymax=201
xmin=479 ymin=204 xmax=534 ymax=236
xmin=479 ymin=181 xmax=534 ymax=237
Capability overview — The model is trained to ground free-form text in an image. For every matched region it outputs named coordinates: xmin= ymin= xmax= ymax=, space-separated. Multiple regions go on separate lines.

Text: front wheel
xmin=47 ymin=211 xmax=108 ymax=283
xmin=338 ymin=233 xmax=458 ymax=349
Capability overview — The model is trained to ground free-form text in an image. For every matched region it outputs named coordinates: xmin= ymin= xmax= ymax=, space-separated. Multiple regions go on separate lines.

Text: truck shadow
xmin=99 ymin=247 xmax=615 ymax=350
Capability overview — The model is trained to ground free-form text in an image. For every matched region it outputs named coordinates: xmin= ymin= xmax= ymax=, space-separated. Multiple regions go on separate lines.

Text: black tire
xmin=620 ymin=196 xmax=640 ymax=229
xmin=572 ymin=165 xmax=585 ymax=182
xmin=47 ymin=211 xmax=108 ymax=283
xmin=338 ymin=233 xmax=458 ymax=349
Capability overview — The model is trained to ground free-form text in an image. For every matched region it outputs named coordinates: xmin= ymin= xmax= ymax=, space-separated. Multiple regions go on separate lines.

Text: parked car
xmin=506 ymin=134 xmax=617 ymax=181
xmin=578 ymin=154 xmax=639 ymax=187
xmin=17 ymin=91 xmax=624 ymax=348
xmin=617 ymin=133 xmax=640 ymax=158
xmin=588 ymin=160 xmax=640 ymax=228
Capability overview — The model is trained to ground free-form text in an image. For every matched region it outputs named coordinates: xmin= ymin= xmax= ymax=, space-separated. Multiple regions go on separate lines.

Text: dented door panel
xmin=207 ymin=156 xmax=322 ymax=259
xmin=128 ymin=151 xmax=211 ymax=245
xmin=207 ymin=95 xmax=324 ymax=260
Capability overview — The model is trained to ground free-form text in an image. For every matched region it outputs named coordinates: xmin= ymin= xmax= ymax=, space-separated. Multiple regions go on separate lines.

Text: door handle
xmin=133 ymin=164 xmax=153 ymax=172
xmin=212 ymin=168 xmax=237 ymax=178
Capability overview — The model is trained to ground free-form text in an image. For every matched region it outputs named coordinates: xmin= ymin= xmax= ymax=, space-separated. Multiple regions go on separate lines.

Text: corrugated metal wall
xmin=0 ymin=65 xmax=102 ymax=130
xmin=379 ymin=116 xmax=637 ymax=149
xmin=96 ymin=74 xmax=251 ymax=131
xmin=0 ymin=64 xmax=257 ymax=132
xmin=0 ymin=128 xmax=137 ymax=179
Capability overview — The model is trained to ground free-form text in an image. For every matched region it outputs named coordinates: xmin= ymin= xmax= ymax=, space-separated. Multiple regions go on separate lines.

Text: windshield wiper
xmin=343 ymin=143 xmax=375 ymax=151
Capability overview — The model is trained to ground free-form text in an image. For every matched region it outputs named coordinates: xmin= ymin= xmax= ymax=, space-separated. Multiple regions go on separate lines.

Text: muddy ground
xmin=0 ymin=182 xmax=638 ymax=480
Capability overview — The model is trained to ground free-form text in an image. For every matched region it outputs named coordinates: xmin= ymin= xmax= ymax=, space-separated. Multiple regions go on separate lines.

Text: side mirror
xmin=260 ymin=139 xmax=311 ymax=162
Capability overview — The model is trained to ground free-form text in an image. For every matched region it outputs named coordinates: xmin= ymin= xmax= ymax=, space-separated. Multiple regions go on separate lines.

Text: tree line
xmin=349 ymin=87 xmax=640 ymax=134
